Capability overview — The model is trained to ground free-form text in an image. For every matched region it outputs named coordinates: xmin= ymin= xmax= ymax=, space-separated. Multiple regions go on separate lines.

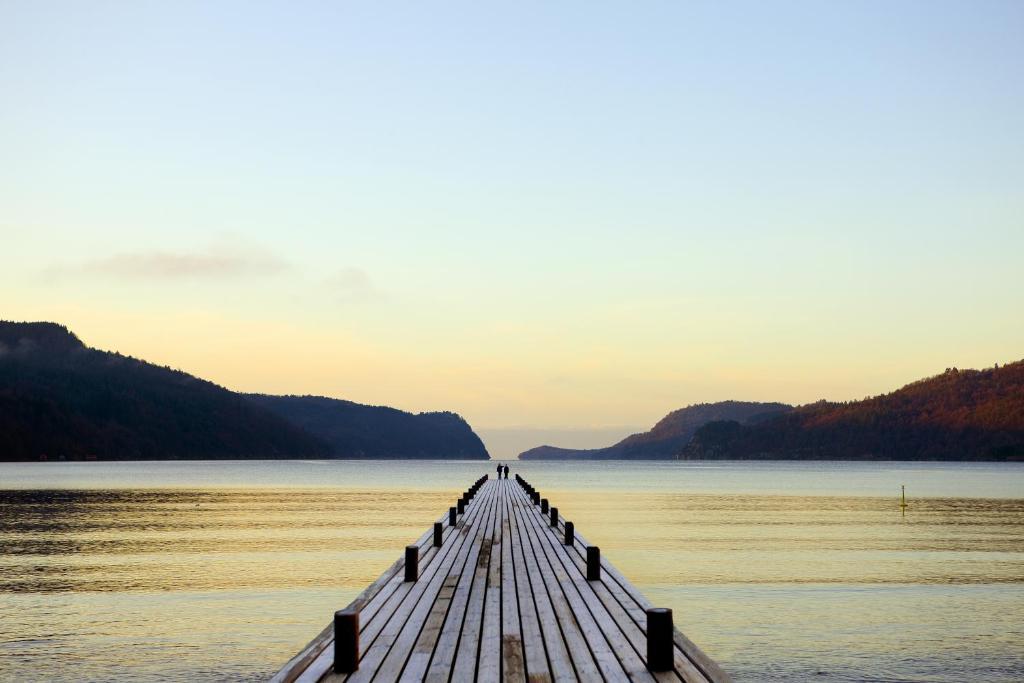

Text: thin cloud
xmin=328 ymin=266 xmax=384 ymax=303
xmin=46 ymin=246 xmax=289 ymax=281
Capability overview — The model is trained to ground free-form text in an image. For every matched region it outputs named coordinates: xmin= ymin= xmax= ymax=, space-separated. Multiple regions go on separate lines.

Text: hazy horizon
xmin=477 ymin=425 xmax=644 ymax=460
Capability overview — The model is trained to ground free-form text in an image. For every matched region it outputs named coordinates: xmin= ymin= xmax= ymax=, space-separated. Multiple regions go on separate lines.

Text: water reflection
xmin=1 ymin=462 xmax=1022 ymax=682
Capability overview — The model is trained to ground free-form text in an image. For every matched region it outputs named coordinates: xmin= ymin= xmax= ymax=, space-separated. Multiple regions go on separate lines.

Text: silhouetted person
xmin=497 ymin=463 xmax=502 ymax=478
xmin=503 ymin=464 xmax=509 ymax=479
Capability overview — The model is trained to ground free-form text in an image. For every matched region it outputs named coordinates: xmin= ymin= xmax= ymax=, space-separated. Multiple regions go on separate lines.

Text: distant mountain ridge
xmin=0 ymin=321 xmax=489 ymax=461
xmin=519 ymin=401 xmax=792 ymax=460
xmin=681 ymin=362 xmax=1024 ymax=461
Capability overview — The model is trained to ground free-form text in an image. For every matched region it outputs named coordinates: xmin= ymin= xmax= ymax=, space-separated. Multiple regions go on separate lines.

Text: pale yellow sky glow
xmin=3 ymin=293 xmax=1018 ymax=431
xmin=2 ymin=3 xmax=1022 ymax=431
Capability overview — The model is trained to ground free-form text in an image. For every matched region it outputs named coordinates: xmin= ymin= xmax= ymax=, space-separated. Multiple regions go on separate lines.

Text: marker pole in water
xmin=901 ymin=484 xmax=907 ymax=515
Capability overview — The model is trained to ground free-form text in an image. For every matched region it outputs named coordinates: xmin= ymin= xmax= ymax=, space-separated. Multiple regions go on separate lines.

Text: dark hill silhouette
xmin=682 ymin=361 xmax=1024 ymax=461
xmin=247 ymin=394 xmax=489 ymax=459
xmin=0 ymin=321 xmax=326 ymax=461
xmin=0 ymin=321 xmax=489 ymax=461
xmin=519 ymin=401 xmax=792 ymax=460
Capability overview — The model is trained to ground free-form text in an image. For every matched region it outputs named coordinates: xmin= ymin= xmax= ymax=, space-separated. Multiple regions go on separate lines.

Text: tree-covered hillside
xmin=0 ymin=321 xmax=490 ymax=461
xmin=0 ymin=322 xmax=328 ymax=460
xmin=682 ymin=362 xmax=1024 ymax=461
xmin=519 ymin=401 xmax=791 ymax=459
xmin=247 ymin=394 xmax=489 ymax=459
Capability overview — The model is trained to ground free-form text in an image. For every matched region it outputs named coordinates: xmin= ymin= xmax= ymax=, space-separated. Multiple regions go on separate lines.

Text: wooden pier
xmin=272 ymin=474 xmax=730 ymax=682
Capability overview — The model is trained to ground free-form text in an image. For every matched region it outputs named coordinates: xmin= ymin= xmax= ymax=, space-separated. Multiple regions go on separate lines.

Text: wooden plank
xmin=333 ymin=483 xmax=497 ymax=679
xmin=429 ymin=478 xmax=501 ymax=682
xmin=596 ymin=558 xmax=729 ymax=683
xmin=505 ymin=480 xmax=553 ymax=682
xmin=510 ymin=484 xmax=642 ymax=682
xmin=500 ymin=481 xmax=526 ymax=683
xmin=295 ymin=535 xmax=456 ymax=683
xmin=274 ymin=503 xmax=455 ymax=683
xmin=522 ymin=494 xmax=688 ymax=683
xmin=405 ymin=480 xmax=500 ymax=680
xmin=591 ymin=563 xmax=703 ymax=683
xmin=503 ymin=483 xmax=655 ymax=679
xmin=555 ymin=508 xmax=723 ymax=683
xmin=507 ymin=486 xmax=575 ymax=682
xmin=476 ymin=479 xmax=505 ymax=682
xmin=309 ymin=490 xmax=478 ymax=683
xmin=508 ymin=481 xmax=603 ymax=682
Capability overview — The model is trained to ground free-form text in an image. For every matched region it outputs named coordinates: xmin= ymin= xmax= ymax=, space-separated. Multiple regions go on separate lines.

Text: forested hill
xmin=0 ymin=322 xmax=327 ymax=460
xmin=0 ymin=321 xmax=489 ymax=461
xmin=682 ymin=362 xmax=1024 ymax=461
xmin=247 ymin=395 xmax=489 ymax=459
xmin=519 ymin=401 xmax=792 ymax=460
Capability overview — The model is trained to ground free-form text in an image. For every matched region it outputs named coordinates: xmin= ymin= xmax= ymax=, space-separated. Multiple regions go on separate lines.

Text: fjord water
xmin=1 ymin=461 xmax=1022 ymax=682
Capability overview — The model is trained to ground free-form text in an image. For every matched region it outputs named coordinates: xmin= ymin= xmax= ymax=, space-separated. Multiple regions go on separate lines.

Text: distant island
xmin=0 ymin=321 xmax=489 ymax=461
xmin=520 ymin=401 xmax=791 ymax=460
xmin=521 ymin=363 xmax=1024 ymax=461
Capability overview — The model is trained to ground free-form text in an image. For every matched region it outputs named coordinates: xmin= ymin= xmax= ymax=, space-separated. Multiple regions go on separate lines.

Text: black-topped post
xmin=646 ymin=608 xmax=674 ymax=671
xmin=333 ymin=609 xmax=359 ymax=672
xmin=587 ymin=546 xmax=601 ymax=581
xmin=449 ymin=506 xmax=457 ymax=527
xmin=404 ymin=545 xmax=419 ymax=582
xmin=564 ymin=521 xmax=574 ymax=546
xmin=550 ymin=507 xmax=558 ymax=527
xmin=433 ymin=522 xmax=443 ymax=547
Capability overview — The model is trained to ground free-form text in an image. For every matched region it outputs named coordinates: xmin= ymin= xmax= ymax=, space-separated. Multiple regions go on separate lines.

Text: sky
xmin=2 ymin=1 xmax=1022 ymax=438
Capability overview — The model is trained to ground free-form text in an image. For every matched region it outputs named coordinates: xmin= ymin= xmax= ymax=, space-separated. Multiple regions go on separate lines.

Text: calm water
xmin=1 ymin=460 xmax=1022 ymax=682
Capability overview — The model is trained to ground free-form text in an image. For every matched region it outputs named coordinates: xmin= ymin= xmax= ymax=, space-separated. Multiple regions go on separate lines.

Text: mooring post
xmin=587 ymin=546 xmax=601 ymax=581
xmin=457 ymin=498 xmax=466 ymax=514
xmin=541 ymin=498 xmax=549 ymax=514
xmin=333 ymin=609 xmax=359 ymax=673
xmin=404 ymin=545 xmax=419 ymax=582
xmin=449 ymin=506 xmax=457 ymax=527
xmin=550 ymin=506 xmax=558 ymax=527
xmin=433 ymin=522 xmax=443 ymax=547
xmin=646 ymin=608 xmax=674 ymax=671
xmin=564 ymin=521 xmax=574 ymax=545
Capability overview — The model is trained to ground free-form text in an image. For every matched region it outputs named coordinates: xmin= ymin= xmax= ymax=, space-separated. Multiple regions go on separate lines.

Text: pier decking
xmin=272 ymin=475 xmax=730 ymax=682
